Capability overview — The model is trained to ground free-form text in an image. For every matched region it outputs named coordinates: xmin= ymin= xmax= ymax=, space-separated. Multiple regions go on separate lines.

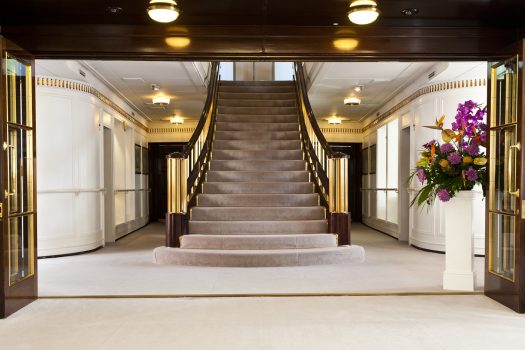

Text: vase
xmin=442 ymin=190 xmax=476 ymax=291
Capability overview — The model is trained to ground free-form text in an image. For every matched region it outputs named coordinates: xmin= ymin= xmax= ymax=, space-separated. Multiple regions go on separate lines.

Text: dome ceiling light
xmin=328 ymin=116 xmax=342 ymax=125
xmin=344 ymin=96 xmax=361 ymax=106
xmin=170 ymin=115 xmax=184 ymax=124
xmin=147 ymin=0 xmax=180 ymax=23
xmin=152 ymin=96 xmax=170 ymax=106
xmin=348 ymin=0 xmax=380 ymax=25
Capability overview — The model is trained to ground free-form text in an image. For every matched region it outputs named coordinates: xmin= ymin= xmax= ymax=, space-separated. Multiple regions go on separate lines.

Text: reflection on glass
xmin=142 ymin=147 xmax=149 ymax=174
xmin=489 ymin=127 xmax=516 ymax=213
xmin=490 ymin=58 xmax=517 ymax=127
xmin=135 ymin=144 xmax=142 ymax=174
xmin=5 ymin=53 xmax=35 ymax=286
xmin=489 ymin=213 xmax=515 ymax=280
xmin=6 ymin=54 xmax=32 ymax=127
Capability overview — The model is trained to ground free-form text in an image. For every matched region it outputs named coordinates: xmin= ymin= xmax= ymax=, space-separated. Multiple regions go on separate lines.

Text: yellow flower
xmin=441 ymin=129 xmax=456 ymax=143
xmin=417 ymin=157 xmax=429 ymax=167
xmin=462 ymin=156 xmax=473 ymax=164
xmin=473 ymin=157 xmax=487 ymax=166
xmin=439 ymin=159 xmax=449 ymax=168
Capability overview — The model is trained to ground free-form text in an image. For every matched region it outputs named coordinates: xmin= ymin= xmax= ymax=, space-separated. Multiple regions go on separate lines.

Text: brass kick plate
xmin=0 ymin=202 xmax=2 ymax=219
xmin=522 ymin=200 xmax=525 ymax=219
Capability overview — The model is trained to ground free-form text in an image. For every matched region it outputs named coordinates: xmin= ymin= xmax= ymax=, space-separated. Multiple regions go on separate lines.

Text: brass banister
xmin=165 ymin=62 xmax=220 ymax=247
xmin=294 ymin=62 xmax=351 ymax=245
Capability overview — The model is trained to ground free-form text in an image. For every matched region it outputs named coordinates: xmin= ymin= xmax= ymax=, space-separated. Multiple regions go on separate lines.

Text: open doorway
xmin=33 ymin=59 xmax=487 ymax=298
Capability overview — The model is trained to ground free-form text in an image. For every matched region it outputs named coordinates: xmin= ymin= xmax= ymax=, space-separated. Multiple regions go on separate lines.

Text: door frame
xmin=0 ymin=36 xmax=38 ymax=318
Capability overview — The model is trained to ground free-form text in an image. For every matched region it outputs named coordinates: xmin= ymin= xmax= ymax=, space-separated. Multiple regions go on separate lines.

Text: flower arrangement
xmin=409 ymin=100 xmax=488 ymax=207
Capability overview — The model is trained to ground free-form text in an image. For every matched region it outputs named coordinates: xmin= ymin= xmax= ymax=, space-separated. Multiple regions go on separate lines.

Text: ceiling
xmin=306 ymin=61 xmax=487 ymax=123
xmin=36 ymin=60 xmax=209 ymax=123
xmin=1 ymin=1 xmax=524 ymax=59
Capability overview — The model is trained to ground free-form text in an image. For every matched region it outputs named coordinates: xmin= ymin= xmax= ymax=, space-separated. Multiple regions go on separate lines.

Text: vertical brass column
xmin=167 ymin=156 xmax=188 ymax=214
xmin=328 ymin=153 xmax=351 ymax=245
xmin=166 ymin=155 xmax=189 ymax=247
xmin=329 ymin=155 xmax=348 ymax=213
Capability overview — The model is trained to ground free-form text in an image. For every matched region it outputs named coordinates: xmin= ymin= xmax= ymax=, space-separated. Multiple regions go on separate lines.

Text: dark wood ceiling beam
xmin=0 ymin=25 xmax=518 ymax=61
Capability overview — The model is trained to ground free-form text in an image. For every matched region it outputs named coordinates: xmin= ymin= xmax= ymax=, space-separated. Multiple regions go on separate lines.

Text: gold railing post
xmin=166 ymin=155 xmax=189 ymax=247
xmin=329 ymin=155 xmax=348 ymax=213
xmin=167 ymin=156 xmax=188 ymax=214
xmin=328 ymin=154 xmax=351 ymax=245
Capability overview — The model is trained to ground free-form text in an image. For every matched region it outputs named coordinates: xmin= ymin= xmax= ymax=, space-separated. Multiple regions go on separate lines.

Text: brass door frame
xmin=0 ymin=36 xmax=37 ymax=319
xmin=485 ymin=42 xmax=525 ymax=313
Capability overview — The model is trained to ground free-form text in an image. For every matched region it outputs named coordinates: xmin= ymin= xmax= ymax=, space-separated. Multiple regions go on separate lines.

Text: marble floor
xmin=1 ymin=295 xmax=524 ymax=350
xmin=38 ymin=222 xmax=485 ymax=296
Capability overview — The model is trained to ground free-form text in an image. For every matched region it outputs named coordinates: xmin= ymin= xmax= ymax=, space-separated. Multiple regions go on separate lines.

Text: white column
xmin=443 ymin=191 xmax=476 ymax=291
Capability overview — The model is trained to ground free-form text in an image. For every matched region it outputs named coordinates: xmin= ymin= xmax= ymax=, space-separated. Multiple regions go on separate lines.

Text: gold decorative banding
xmin=37 ymin=76 xmax=148 ymax=131
xmin=148 ymin=127 xmax=196 ymax=134
xmin=362 ymin=78 xmax=487 ymax=132
xmin=321 ymin=127 xmax=361 ymax=134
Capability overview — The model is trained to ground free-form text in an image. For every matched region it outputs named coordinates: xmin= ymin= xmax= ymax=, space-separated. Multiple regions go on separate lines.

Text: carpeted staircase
xmin=154 ymin=81 xmax=365 ymax=267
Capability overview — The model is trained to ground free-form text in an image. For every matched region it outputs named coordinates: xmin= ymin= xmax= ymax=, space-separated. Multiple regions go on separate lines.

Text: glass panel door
xmin=486 ymin=55 xmax=523 ymax=312
xmin=1 ymin=39 xmax=37 ymax=318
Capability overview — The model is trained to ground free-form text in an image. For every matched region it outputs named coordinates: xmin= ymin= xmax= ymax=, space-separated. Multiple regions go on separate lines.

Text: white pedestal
xmin=443 ymin=191 xmax=476 ymax=291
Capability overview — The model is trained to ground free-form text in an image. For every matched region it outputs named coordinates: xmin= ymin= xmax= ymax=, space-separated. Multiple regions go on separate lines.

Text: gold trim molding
xmin=321 ymin=127 xmax=361 ymax=135
xmin=362 ymin=78 xmax=487 ymax=132
xmin=37 ymin=76 xmax=148 ymax=131
xmin=148 ymin=127 xmax=196 ymax=134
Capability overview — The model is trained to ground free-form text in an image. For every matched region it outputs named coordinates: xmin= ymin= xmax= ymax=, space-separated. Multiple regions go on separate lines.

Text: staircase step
xmin=218 ymin=106 xmax=297 ymax=115
xmin=216 ymin=122 xmax=298 ymax=132
xmin=191 ymin=207 xmax=325 ymax=221
xmin=207 ymin=171 xmax=308 ymax=182
xmin=203 ymin=182 xmax=313 ymax=194
xmin=213 ymin=149 xmax=302 ymax=161
xmin=215 ymin=130 xmax=299 ymax=140
xmin=197 ymin=194 xmax=319 ymax=207
xmin=189 ymin=220 xmax=328 ymax=234
xmin=219 ymin=85 xmax=295 ymax=93
xmin=153 ymin=246 xmax=365 ymax=267
xmin=220 ymin=81 xmax=294 ymax=86
xmin=214 ymin=139 xmax=301 ymax=151
xmin=219 ymin=92 xmax=296 ymax=100
xmin=211 ymin=160 xmax=305 ymax=171
xmin=180 ymin=234 xmax=337 ymax=249
xmin=218 ymin=99 xmax=295 ymax=107
xmin=218 ymin=114 xmax=297 ymax=123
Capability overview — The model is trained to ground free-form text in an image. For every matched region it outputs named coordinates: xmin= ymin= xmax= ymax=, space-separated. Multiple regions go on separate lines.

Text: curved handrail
xmin=167 ymin=62 xmax=220 ymax=213
xmin=294 ymin=62 xmax=341 ymax=209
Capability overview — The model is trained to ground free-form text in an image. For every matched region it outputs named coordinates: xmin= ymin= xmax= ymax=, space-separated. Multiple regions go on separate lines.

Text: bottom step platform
xmin=153 ymin=245 xmax=365 ymax=267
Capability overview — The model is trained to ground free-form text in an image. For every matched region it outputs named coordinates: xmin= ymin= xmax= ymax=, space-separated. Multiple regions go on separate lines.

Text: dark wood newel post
xmin=165 ymin=152 xmax=189 ymax=247
xmin=329 ymin=152 xmax=351 ymax=246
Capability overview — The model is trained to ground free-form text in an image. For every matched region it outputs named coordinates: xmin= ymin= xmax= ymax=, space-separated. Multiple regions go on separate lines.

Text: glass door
xmin=485 ymin=53 xmax=524 ymax=313
xmin=1 ymin=38 xmax=37 ymax=318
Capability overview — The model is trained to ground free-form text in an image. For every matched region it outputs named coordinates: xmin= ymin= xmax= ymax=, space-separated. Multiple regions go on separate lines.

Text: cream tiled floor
xmin=38 ymin=222 xmax=484 ymax=296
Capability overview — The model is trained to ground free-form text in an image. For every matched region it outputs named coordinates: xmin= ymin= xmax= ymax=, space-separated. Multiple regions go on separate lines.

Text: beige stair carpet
xmin=154 ymin=80 xmax=365 ymax=267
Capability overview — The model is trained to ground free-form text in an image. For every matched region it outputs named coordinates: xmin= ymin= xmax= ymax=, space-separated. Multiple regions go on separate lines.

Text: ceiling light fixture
xmin=347 ymin=0 xmax=379 ymax=25
xmin=170 ymin=115 xmax=184 ymax=124
xmin=328 ymin=116 xmax=342 ymax=125
xmin=354 ymin=85 xmax=364 ymax=92
xmin=152 ymin=96 xmax=170 ymax=106
xmin=147 ymin=0 xmax=180 ymax=23
xmin=344 ymin=96 xmax=361 ymax=106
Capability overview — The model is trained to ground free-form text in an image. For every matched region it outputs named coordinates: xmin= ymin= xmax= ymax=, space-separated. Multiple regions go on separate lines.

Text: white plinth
xmin=443 ymin=191 xmax=476 ymax=291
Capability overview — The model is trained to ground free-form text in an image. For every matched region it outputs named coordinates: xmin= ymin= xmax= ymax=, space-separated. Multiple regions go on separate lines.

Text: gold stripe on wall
xmin=148 ymin=127 xmax=196 ymax=134
xmin=361 ymin=78 xmax=487 ymax=132
xmin=37 ymin=76 xmax=148 ymax=131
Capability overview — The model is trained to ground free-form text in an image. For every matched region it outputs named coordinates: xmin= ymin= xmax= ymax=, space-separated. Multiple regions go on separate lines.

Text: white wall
xmin=361 ymin=62 xmax=487 ymax=254
xmin=36 ymin=74 xmax=149 ymax=256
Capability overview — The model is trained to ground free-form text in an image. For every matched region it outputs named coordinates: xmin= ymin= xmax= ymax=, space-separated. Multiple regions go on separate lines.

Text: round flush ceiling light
xmin=344 ymin=96 xmax=361 ymax=106
xmin=153 ymin=96 xmax=170 ymax=106
xmin=170 ymin=115 xmax=184 ymax=124
xmin=147 ymin=0 xmax=180 ymax=23
xmin=328 ymin=116 xmax=342 ymax=125
xmin=348 ymin=0 xmax=379 ymax=25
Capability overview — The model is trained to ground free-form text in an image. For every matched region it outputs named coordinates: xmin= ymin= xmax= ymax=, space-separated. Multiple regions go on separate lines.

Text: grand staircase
xmin=154 ymin=80 xmax=365 ymax=267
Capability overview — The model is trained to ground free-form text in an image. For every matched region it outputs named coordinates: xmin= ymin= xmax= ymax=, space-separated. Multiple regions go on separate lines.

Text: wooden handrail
xmin=294 ymin=62 xmax=351 ymax=245
xmin=167 ymin=62 xmax=220 ymax=214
